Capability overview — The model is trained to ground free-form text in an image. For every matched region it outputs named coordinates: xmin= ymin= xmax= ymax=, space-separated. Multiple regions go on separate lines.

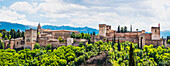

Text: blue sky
xmin=0 ymin=0 xmax=170 ymax=32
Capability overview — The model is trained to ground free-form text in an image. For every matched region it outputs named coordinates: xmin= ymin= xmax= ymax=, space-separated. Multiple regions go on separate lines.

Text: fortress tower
xmin=25 ymin=29 xmax=37 ymax=50
xmin=151 ymin=24 xmax=160 ymax=40
xmin=99 ymin=24 xmax=106 ymax=37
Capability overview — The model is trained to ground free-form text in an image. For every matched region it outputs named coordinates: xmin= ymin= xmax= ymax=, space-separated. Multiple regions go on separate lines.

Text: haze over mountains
xmin=0 ymin=21 xmax=169 ymax=38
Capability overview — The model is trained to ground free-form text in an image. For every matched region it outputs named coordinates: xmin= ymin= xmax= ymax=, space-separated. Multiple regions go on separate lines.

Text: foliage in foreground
xmin=0 ymin=40 xmax=111 ymax=66
xmin=108 ymin=42 xmax=170 ymax=66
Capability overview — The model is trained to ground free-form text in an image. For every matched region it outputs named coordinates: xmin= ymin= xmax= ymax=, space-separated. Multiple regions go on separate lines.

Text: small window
xmin=155 ymin=30 xmax=157 ymax=34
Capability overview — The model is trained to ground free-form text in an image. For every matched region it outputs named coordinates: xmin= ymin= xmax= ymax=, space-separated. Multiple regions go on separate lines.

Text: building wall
xmin=106 ymin=25 xmax=111 ymax=36
xmin=67 ymin=38 xmax=73 ymax=46
xmin=51 ymin=31 xmax=79 ymax=39
xmin=99 ymin=24 xmax=106 ymax=37
xmin=98 ymin=24 xmax=167 ymax=47
xmin=145 ymin=40 xmax=163 ymax=47
xmin=110 ymin=32 xmax=142 ymax=39
xmin=39 ymin=37 xmax=48 ymax=47
xmin=145 ymin=33 xmax=152 ymax=40
xmin=3 ymin=40 xmax=9 ymax=49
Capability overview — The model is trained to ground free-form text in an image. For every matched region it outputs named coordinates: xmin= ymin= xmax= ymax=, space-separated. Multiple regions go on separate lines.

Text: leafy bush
xmin=109 ymin=42 xmax=170 ymax=66
xmin=34 ymin=43 xmax=40 ymax=49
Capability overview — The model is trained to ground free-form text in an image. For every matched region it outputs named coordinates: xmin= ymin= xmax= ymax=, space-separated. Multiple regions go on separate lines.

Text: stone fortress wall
xmin=98 ymin=24 xmax=168 ymax=48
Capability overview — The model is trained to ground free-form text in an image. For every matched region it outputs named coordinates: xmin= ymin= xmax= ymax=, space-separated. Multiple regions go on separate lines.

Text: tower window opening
xmin=155 ymin=30 xmax=157 ymax=34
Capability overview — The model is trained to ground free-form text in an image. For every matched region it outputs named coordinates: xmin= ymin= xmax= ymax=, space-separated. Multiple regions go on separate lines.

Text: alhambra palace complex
xmin=99 ymin=24 xmax=168 ymax=48
xmin=1 ymin=23 xmax=170 ymax=50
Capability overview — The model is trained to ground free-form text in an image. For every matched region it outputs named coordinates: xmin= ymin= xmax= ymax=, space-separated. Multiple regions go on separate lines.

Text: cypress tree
xmin=121 ymin=27 xmax=124 ymax=33
xmin=10 ymin=29 xmax=14 ymax=39
xmin=129 ymin=43 xmax=135 ymax=66
xmin=124 ymin=26 xmax=127 ymax=33
xmin=0 ymin=40 xmax=4 ymax=49
xmin=112 ymin=33 xmax=116 ymax=49
xmin=21 ymin=31 xmax=25 ymax=39
xmin=17 ymin=29 xmax=21 ymax=38
xmin=112 ymin=38 xmax=114 ymax=49
xmin=117 ymin=25 xmax=120 ymax=33
xmin=118 ymin=38 xmax=121 ymax=51
xmin=93 ymin=35 xmax=94 ymax=43
xmin=114 ymin=33 xmax=116 ymax=44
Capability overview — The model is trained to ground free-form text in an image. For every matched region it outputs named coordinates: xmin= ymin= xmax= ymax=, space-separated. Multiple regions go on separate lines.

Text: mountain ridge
xmin=0 ymin=21 xmax=99 ymax=34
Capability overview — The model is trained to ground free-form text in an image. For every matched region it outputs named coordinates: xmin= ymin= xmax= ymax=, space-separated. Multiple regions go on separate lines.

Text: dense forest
xmin=0 ymin=40 xmax=169 ymax=66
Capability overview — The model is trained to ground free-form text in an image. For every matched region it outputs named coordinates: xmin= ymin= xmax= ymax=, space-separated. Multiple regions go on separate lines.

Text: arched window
xmin=155 ymin=30 xmax=157 ymax=34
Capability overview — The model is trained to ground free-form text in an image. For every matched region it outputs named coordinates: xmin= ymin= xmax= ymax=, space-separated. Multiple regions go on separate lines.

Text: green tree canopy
xmin=76 ymin=34 xmax=82 ymax=39
xmin=34 ymin=43 xmax=40 ymax=49
xmin=71 ymin=32 xmax=76 ymax=38
xmin=0 ymin=40 xmax=4 ymax=49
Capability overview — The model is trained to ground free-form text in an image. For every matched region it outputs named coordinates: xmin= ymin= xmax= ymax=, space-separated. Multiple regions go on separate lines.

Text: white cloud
xmin=49 ymin=19 xmax=56 ymax=22
xmin=40 ymin=13 xmax=70 ymax=18
xmin=0 ymin=6 xmax=47 ymax=26
xmin=1 ymin=0 xmax=170 ymax=32
xmin=9 ymin=2 xmax=37 ymax=14
xmin=0 ymin=7 xmax=26 ymax=21
xmin=37 ymin=0 xmax=87 ymax=13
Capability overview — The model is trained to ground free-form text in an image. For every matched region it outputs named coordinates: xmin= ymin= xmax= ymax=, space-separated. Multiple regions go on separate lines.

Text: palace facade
xmin=23 ymin=23 xmax=79 ymax=49
xmin=98 ymin=24 xmax=167 ymax=48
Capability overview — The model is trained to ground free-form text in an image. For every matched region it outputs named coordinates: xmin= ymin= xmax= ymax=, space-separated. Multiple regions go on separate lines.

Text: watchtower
xmin=99 ymin=24 xmax=106 ymax=37
xmin=151 ymin=24 xmax=160 ymax=40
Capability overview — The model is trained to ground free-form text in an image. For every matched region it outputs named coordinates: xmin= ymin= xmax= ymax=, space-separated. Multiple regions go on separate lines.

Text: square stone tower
xmin=99 ymin=24 xmax=106 ymax=37
xmin=151 ymin=27 xmax=160 ymax=40
xmin=25 ymin=29 xmax=37 ymax=50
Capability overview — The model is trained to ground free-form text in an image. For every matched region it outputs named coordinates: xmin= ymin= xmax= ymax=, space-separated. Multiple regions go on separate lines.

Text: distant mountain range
xmin=0 ymin=21 xmax=99 ymax=34
xmin=42 ymin=25 xmax=99 ymax=34
xmin=161 ymin=30 xmax=170 ymax=38
xmin=0 ymin=22 xmax=34 ymax=31
xmin=0 ymin=21 xmax=169 ymax=38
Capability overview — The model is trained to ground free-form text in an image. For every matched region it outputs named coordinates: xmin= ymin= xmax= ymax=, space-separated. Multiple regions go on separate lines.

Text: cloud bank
xmin=0 ymin=0 xmax=170 ymax=32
